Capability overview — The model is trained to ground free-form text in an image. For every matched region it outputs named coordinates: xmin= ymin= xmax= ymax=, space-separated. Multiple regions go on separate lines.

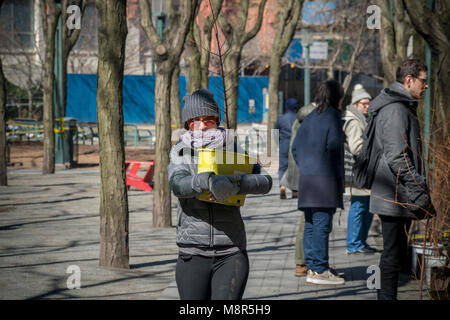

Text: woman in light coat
xmin=343 ymin=84 xmax=376 ymax=255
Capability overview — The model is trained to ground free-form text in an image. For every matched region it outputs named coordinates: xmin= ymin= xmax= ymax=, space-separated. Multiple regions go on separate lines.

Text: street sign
xmin=285 ymin=39 xmax=303 ymax=62
xmin=302 ymin=41 xmax=328 ymax=60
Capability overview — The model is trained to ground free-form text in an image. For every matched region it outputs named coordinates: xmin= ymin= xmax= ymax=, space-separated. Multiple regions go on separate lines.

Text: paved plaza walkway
xmin=0 ymin=167 xmax=426 ymax=300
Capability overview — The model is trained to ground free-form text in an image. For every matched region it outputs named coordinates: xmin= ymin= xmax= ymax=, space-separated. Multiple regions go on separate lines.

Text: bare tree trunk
xmin=185 ymin=0 xmax=223 ymax=94
xmin=403 ymin=0 xmax=450 ymax=136
xmin=41 ymin=0 xmax=61 ymax=175
xmin=223 ymin=54 xmax=240 ymax=129
xmin=377 ymin=0 xmax=413 ymax=87
xmin=154 ymin=69 xmax=173 ymax=227
xmin=140 ymin=0 xmax=198 ymax=227
xmin=27 ymin=89 xmax=33 ymax=117
xmin=170 ymin=64 xmax=181 ymax=134
xmin=185 ymin=25 xmax=202 ymax=94
xmin=0 ymin=53 xmax=7 ymax=186
xmin=96 ymin=0 xmax=129 ymax=269
xmin=0 ymin=0 xmax=5 ymax=186
xmin=62 ymin=0 xmax=86 ymax=117
xmin=267 ymin=0 xmax=303 ymax=156
xmin=217 ymin=0 xmax=267 ymax=130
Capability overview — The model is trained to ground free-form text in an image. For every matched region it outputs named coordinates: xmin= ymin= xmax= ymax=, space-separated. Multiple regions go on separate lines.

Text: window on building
xmin=0 ymin=0 xmax=35 ymax=50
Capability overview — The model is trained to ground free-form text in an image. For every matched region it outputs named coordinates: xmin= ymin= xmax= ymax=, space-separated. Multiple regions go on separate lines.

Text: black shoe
xmin=363 ymin=245 xmax=378 ymax=253
xmin=399 ymin=272 xmax=412 ymax=286
xmin=357 ymin=247 xmax=376 ymax=255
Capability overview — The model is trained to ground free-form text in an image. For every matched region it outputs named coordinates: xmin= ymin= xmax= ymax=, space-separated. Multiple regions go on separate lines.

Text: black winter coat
xmin=292 ymin=107 xmax=345 ymax=210
xmin=369 ymin=82 xmax=430 ymax=218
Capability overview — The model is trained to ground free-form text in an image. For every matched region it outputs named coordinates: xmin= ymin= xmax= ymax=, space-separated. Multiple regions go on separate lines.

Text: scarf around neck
xmin=180 ymin=127 xmax=235 ymax=150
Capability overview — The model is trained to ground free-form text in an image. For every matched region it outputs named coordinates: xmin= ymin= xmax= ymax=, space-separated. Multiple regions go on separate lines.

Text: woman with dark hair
xmin=291 ymin=80 xmax=345 ymax=285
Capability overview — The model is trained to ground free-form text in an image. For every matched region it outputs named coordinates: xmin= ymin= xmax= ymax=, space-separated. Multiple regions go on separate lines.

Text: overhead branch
xmin=402 ymin=0 xmax=450 ymax=55
xmin=243 ymin=0 xmax=267 ymax=43
xmin=169 ymin=0 xmax=197 ymax=59
xmin=139 ymin=0 xmax=166 ymax=57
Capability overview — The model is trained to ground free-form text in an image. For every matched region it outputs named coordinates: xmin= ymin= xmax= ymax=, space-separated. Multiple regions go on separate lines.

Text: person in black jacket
xmin=292 ymin=80 xmax=345 ymax=285
xmin=369 ymin=59 xmax=434 ymax=300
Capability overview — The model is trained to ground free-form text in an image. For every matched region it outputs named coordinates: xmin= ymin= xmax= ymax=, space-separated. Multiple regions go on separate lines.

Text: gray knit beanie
xmin=351 ymin=84 xmax=372 ymax=105
xmin=182 ymin=89 xmax=221 ymax=130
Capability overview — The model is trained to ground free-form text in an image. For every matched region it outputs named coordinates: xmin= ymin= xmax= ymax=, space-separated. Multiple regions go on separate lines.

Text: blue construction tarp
xmin=66 ymin=74 xmax=268 ymax=124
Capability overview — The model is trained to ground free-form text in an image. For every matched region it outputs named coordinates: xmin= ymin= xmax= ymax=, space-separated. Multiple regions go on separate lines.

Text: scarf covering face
xmin=180 ymin=127 xmax=235 ymax=149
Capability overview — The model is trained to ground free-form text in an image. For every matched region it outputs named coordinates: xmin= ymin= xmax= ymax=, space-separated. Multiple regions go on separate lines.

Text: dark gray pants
xmin=176 ymin=250 xmax=249 ymax=300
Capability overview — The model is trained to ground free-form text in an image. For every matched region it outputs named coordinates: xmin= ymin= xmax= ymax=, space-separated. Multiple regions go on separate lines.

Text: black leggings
xmin=175 ymin=250 xmax=249 ymax=300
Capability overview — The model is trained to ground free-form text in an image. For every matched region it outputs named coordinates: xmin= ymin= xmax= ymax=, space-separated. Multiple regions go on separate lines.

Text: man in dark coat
xmin=369 ymin=59 xmax=434 ymax=300
xmin=274 ymin=98 xmax=298 ymax=199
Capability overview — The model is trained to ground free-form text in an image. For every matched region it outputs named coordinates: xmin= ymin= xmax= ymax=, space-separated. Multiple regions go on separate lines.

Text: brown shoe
xmin=292 ymin=191 xmax=298 ymax=199
xmin=294 ymin=264 xmax=307 ymax=277
xmin=280 ymin=186 xmax=286 ymax=199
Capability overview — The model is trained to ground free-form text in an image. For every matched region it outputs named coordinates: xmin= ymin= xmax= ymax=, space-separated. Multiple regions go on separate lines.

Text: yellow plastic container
xmin=197 ymin=148 xmax=256 ymax=206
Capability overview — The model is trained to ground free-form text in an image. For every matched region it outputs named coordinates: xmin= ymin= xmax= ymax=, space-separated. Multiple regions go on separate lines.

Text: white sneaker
xmin=306 ymin=269 xmax=345 ymax=285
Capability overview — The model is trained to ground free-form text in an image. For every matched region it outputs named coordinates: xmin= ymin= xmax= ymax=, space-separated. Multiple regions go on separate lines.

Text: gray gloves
xmin=193 ymin=171 xmax=273 ymax=203
xmin=208 ymin=174 xmax=241 ymax=202
xmin=237 ymin=174 xmax=272 ymax=195
xmin=191 ymin=171 xmax=215 ymax=194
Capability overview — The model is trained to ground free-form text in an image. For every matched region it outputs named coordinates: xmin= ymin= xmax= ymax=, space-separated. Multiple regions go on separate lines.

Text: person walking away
xmin=280 ymin=103 xmax=317 ymax=276
xmin=344 ymin=84 xmax=377 ymax=255
xmin=274 ymin=98 xmax=298 ymax=199
xmin=369 ymin=59 xmax=434 ymax=300
xmin=168 ymin=89 xmax=272 ymax=300
xmin=292 ymin=80 xmax=345 ymax=285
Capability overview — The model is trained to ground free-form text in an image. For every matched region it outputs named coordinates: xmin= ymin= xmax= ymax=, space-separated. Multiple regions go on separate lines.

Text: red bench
xmin=125 ymin=160 xmax=155 ymax=191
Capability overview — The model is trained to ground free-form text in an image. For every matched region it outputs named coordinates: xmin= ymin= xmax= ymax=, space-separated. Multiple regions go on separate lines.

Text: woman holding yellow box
xmin=168 ymin=89 xmax=272 ymax=300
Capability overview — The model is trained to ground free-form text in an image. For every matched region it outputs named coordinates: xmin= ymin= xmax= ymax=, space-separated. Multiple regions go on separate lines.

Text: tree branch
xmin=272 ymin=0 xmax=302 ymax=56
xmin=217 ymin=7 xmax=232 ymax=39
xmin=235 ymin=0 xmax=250 ymax=34
xmin=168 ymin=0 xmax=198 ymax=61
xmin=139 ymin=0 xmax=166 ymax=57
xmin=243 ymin=0 xmax=267 ymax=43
xmin=402 ymin=0 xmax=450 ymax=55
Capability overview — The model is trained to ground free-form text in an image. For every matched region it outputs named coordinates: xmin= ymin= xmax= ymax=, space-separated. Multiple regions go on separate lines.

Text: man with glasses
xmin=343 ymin=84 xmax=376 ymax=255
xmin=368 ymin=59 xmax=434 ymax=299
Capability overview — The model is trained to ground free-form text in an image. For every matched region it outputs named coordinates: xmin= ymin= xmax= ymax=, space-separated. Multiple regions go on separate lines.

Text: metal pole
xmin=303 ymin=29 xmax=311 ymax=106
xmin=54 ymin=3 xmax=65 ymax=164
xmin=304 ymin=43 xmax=311 ymax=106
